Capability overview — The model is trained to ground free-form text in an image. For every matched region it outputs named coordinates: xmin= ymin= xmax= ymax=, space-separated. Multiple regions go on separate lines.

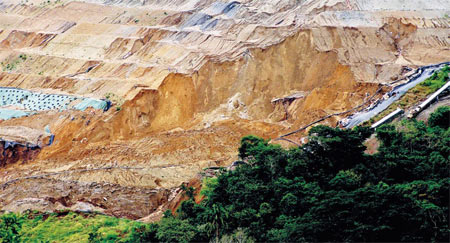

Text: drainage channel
xmin=344 ymin=62 xmax=450 ymax=128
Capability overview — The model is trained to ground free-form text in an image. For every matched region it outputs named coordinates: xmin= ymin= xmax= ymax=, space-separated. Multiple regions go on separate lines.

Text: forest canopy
xmin=170 ymin=106 xmax=449 ymax=242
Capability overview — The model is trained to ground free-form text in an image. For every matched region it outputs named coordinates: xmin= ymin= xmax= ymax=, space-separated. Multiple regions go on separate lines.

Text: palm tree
xmin=207 ymin=203 xmax=229 ymax=242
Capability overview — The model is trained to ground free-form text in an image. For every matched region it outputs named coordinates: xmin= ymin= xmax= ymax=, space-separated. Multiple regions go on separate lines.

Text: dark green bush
xmin=428 ymin=106 xmax=450 ymax=129
xmin=0 ymin=213 xmax=23 ymax=243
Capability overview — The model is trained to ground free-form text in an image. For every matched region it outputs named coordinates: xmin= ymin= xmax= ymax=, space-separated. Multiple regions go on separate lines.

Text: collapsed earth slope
xmin=0 ymin=0 xmax=449 ymax=219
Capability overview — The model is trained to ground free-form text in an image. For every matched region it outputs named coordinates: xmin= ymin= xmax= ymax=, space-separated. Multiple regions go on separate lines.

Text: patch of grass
xmin=39 ymin=0 xmax=62 ymax=7
xmin=18 ymin=54 xmax=27 ymax=61
xmin=1 ymin=60 xmax=19 ymax=72
xmin=104 ymin=92 xmax=124 ymax=112
xmin=200 ymin=177 xmax=218 ymax=197
xmin=1 ymin=211 xmax=146 ymax=243
xmin=1 ymin=54 xmax=30 ymax=72
xmin=364 ymin=65 xmax=449 ymax=126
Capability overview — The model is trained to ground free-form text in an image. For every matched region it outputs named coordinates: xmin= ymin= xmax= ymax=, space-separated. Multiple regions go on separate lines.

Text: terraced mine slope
xmin=0 ymin=0 xmax=449 ymax=219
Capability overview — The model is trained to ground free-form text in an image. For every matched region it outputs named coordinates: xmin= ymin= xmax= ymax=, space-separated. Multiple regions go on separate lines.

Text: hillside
xmin=0 ymin=0 xmax=449 ymax=219
xmin=1 ymin=107 xmax=449 ymax=242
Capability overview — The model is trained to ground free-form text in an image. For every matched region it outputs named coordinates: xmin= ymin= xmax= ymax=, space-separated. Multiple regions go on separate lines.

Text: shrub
xmin=428 ymin=106 xmax=450 ymax=129
xmin=156 ymin=218 xmax=196 ymax=243
xmin=0 ymin=213 xmax=23 ymax=243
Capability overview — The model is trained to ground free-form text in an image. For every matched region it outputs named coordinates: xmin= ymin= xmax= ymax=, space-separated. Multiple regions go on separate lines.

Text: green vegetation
xmin=0 ymin=211 xmax=152 ymax=243
xmin=1 ymin=54 xmax=30 ymax=72
xmin=170 ymin=107 xmax=449 ymax=242
xmin=38 ymin=0 xmax=62 ymax=7
xmin=104 ymin=92 xmax=124 ymax=112
xmin=428 ymin=106 xmax=450 ymax=129
xmin=1 ymin=55 xmax=26 ymax=72
xmin=1 ymin=108 xmax=449 ymax=242
xmin=366 ymin=65 xmax=449 ymax=126
xmin=18 ymin=54 xmax=27 ymax=61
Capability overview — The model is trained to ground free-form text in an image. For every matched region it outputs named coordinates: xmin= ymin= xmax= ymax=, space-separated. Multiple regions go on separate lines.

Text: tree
xmin=428 ymin=106 xmax=450 ymax=129
xmin=126 ymin=224 xmax=159 ymax=242
xmin=187 ymin=121 xmax=448 ymax=242
xmin=204 ymin=203 xmax=230 ymax=241
xmin=0 ymin=213 xmax=23 ymax=243
xmin=216 ymin=228 xmax=255 ymax=243
xmin=156 ymin=218 xmax=196 ymax=243
xmin=180 ymin=184 xmax=196 ymax=199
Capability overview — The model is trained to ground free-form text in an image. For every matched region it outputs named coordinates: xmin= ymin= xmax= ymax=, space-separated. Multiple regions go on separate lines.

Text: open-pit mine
xmin=0 ymin=0 xmax=449 ymax=220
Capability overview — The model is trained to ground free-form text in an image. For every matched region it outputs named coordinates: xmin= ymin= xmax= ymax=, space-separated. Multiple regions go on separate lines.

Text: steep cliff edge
xmin=0 ymin=0 xmax=448 ymax=218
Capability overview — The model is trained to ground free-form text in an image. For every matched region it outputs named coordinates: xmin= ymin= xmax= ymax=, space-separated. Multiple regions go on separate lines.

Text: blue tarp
xmin=73 ymin=98 xmax=109 ymax=111
xmin=0 ymin=108 xmax=31 ymax=120
xmin=0 ymin=87 xmax=110 ymax=120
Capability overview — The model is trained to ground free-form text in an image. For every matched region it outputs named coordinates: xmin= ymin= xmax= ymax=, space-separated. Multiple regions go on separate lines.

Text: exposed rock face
xmin=0 ymin=126 xmax=52 ymax=167
xmin=0 ymin=0 xmax=448 ymax=218
xmin=0 ymin=142 xmax=41 ymax=167
xmin=0 ymin=178 xmax=169 ymax=219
